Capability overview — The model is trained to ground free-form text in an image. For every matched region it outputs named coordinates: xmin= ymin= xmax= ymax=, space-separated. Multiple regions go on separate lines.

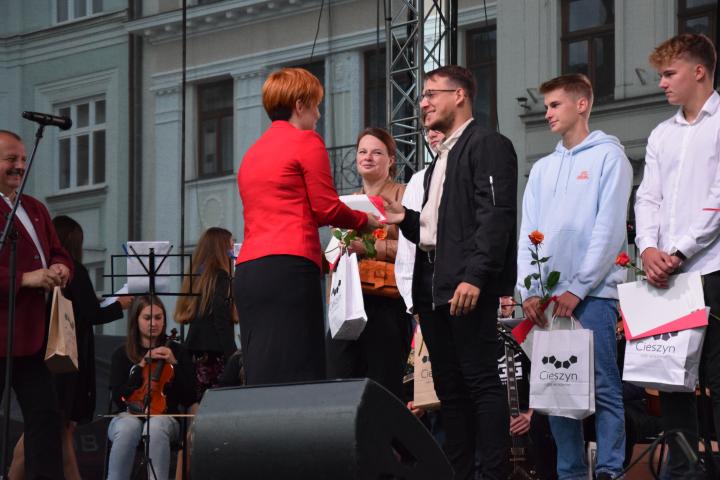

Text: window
xmin=56 ymin=0 xmax=103 ymax=23
xmin=197 ymin=79 xmax=234 ymax=177
xmin=365 ymin=49 xmax=387 ymax=128
xmin=561 ymin=0 xmax=615 ymax=101
xmin=56 ymin=98 xmax=106 ymax=190
xmin=466 ymin=26 xmax=497 ymax=129
xmin=678 ymin=0 xmax=717 ymax=39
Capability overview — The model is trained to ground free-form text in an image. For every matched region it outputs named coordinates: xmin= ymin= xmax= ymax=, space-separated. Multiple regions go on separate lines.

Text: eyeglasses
xmin=418 ymin=89 xmax=458 ymax=102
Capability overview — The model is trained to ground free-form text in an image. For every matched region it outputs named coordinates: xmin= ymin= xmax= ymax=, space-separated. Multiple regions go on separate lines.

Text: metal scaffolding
xmin=385 ymin=0 xmax=457 ymax=176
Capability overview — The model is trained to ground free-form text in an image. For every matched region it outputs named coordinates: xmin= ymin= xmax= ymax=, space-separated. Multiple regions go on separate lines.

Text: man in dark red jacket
xmin=0 ymin=130 xmax=73 ymax=479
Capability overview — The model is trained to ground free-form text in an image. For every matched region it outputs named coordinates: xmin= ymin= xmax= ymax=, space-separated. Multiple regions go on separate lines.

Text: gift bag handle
xmin=549 ymin=313 xmax=580 ymax=331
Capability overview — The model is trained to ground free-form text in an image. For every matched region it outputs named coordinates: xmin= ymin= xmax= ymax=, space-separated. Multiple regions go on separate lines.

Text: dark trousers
xmin=414 ymin=255 xmax=510 ymax=480
xmin=326 ymin=294 xmax=412 ymax=399
xmin=234 ymin=255 xmax=326 ymax=385
xmin=659 ymin=270 xmax=720 ymax=478
xmin=0 ymin=354 xmax=63 ymax=480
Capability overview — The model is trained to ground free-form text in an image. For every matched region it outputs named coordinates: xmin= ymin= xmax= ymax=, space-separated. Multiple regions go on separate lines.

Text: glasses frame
xmin=418 ymin=88 xmax=459 ymax=102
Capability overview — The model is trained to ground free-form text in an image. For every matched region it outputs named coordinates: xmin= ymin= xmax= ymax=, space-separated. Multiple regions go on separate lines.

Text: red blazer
xmin=0 ymin=194 xmax=73 ymax=356
xmin=237 ymin=121 xmax=368 ymax=269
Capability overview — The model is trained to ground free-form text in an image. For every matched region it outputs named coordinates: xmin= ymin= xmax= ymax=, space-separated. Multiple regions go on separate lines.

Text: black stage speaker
xmin=191 ymin=378 xmax=452 ymax=479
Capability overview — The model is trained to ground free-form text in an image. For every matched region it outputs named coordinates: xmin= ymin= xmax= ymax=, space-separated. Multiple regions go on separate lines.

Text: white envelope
xmin=618 ymin=271 xmax=707 ymax=340
xmin=339 ymin=194 xmax=387 ymax=222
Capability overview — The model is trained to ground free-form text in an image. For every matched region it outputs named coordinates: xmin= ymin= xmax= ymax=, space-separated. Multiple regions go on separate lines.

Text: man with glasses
xmin=384 ymin=65 xmax=518 ymax=480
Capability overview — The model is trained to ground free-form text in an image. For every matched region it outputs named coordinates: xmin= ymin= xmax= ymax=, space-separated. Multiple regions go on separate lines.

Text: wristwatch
xmin=670 ymin=248 xmax=687 ymax=261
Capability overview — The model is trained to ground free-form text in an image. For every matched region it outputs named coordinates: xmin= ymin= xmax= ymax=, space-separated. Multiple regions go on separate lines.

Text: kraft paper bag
xmin=529 ymin=317 xmax=595 ymax=420
xmin=413 ymin=326 xmax=440 ymax=410
xmin=328 ymin=252 xmax=367 ymax=340
xmin=45 ymin=286 xmax=78 ymax=373
xmin=623 ymin=325 xmax=706 ymax=392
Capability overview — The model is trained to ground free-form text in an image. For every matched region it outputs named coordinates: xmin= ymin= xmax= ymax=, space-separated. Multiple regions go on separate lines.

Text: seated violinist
xmin=107 ymin=295 xmax=196 ymax=480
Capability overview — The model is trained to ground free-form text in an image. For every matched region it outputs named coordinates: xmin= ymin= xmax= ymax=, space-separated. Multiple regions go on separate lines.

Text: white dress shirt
xmin=0 ymin=192 xmax=47 ymax=268
xmin=418 ymin=118 xmax=473 ymax=250
xmin=395 ymin=168 xmax=427 ymax=313
xmin=635 ymin=91 xmax=720 ymax=275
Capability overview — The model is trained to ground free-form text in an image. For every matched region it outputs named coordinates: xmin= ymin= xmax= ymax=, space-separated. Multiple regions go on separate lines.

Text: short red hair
xmin=262 ymin=68 xmax=324 ymax=121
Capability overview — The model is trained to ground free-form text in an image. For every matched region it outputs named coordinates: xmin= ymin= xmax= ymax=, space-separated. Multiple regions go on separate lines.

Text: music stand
xmin=106 ymin=245 xmax=197 ymax=480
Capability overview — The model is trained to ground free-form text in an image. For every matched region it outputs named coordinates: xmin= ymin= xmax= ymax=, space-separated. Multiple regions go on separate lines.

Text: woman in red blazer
xmin=235 ymin=67 xmax=380 ymax=385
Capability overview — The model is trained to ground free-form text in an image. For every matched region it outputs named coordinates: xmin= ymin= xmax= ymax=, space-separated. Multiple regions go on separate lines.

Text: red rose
xmin=373 ymin=228 xmax=387 ymax=240
xmin=615 ymin=252 xmax=631 ymax=267
xmin=528 ymin=230 xmax=544 ymax=246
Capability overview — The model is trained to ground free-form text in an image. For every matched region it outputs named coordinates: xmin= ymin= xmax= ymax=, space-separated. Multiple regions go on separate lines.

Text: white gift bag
xmin=328 ymin=252 xmax=367 ymax=340
xmin=623 ymin=326 xmax=706 ymax=392
xmin=529 ymin=316 xmax=595 ymax=420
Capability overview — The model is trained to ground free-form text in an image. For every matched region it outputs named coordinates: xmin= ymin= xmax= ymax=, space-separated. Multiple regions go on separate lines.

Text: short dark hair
xmin=0 ymin=130 xmax=22 ymax=142
xmin=425 ymin=65 xmax=477 ymax=103
xmin=650 ymin=33 xmax=717 ymax=75
xmin=539 ymin=73 xmax=594 ymax=105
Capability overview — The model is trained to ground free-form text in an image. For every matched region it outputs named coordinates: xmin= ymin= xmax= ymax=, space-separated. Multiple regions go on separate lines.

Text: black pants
xmin=326 ymin=294 xmax=412 ymax=399
xmin=234 ymin=255 xmax=326 ymax=385
xmin=0 ymin=354 xmax=63 ymax=480
xmin=414 ymin=255 xmax=510 ymax=480
xmin=659 ymin=270 xmax=720 ymax=478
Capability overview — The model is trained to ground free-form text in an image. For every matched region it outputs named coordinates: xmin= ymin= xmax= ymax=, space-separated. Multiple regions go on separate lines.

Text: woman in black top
xmin=107 ymin=295 xmax=195 ymax=480
xmin=174 ymin=227 xmax=238 ymax=401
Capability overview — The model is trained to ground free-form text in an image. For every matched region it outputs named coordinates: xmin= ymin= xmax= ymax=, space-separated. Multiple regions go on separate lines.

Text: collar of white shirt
xmin=672 ymin=90 xmax=720 ymax=126
xmin=435 ymin=117 xmax=474 ymax=154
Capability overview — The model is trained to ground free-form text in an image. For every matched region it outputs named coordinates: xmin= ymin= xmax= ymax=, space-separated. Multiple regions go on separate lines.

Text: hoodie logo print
xmin=576 ymin=171 xmax=589 ymax=180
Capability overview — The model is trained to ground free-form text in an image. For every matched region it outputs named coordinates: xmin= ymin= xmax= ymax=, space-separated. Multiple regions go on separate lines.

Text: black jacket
xmin=400 ymin=120 xmax=517 ymax=307
xmin=184 ymin=270 xmax=237 ymax=359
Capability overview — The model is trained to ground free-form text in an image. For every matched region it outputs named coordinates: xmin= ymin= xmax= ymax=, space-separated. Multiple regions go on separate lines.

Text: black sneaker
xmin=596 ymin=474 xmax=614 ymax=480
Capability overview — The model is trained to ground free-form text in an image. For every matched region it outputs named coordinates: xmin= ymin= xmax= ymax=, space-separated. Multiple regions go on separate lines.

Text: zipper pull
xmin=489 ymin=176 xmax=496 ymax=206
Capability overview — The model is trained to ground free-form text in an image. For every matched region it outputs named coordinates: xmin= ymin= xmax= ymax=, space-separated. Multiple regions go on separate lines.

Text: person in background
xmin=175 ymin=227 xmax=237 ymax=402
xmin=326 ymin=127 xmax=411 ymax=399
xmin=635 ymin=33 xmax=720 ymax=478
xmin=0 ymin=129 xmax=72 ymax=480
xmin=235 ymin=67 xmax=380 ymax=385
xmin=107 ymin=295 xmax=195 ymax=480
xmin=9 ymin=215 xmax=133 ymax=480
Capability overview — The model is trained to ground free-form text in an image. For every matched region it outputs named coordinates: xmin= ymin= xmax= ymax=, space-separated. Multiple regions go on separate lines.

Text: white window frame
xmin=53 ymin=0 xmax=103 ymax=24
xmin=56 ymin=97 xmax=107 ymax=191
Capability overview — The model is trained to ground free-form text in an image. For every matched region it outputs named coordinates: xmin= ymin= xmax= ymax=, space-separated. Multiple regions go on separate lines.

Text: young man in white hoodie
xmin=517 ymin=74 xmax=632 ymax=480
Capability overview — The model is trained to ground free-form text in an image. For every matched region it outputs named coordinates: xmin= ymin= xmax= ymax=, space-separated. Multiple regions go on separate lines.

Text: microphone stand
xmin=0 ymin=124 xmax=45 ymax=478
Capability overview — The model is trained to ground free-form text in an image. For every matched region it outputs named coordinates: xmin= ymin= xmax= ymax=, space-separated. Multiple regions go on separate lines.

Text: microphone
xmin=21 ymin=111 xmax=72 ymax=130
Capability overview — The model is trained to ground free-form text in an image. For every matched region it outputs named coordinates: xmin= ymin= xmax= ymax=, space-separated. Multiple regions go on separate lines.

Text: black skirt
xmin=234 ymin=255 xmax=325 ymax=385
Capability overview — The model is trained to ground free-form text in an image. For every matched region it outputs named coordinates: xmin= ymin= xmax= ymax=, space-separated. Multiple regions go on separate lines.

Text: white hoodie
xmin=517 ymin=130 xmax=633 ymax=301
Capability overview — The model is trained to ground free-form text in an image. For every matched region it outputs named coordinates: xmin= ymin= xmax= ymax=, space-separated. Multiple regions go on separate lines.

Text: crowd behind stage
xmin=1 ymin=31 xmax=719 ymax=480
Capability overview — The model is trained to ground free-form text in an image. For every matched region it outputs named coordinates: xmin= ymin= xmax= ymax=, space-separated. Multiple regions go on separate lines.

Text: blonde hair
xmin=262 ymin=68 xmax=324 ymax=121
xmin=174 ymin=227 xmax=238 ymax=325
xmin=649 ymin=33 xmax=717 ymax=74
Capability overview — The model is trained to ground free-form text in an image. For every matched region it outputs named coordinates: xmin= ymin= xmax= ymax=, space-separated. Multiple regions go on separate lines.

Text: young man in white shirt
xmin=518 ymin=74 xmax=632 ymax=480
xmin=635 ymin=33 xmax=720 ymax=478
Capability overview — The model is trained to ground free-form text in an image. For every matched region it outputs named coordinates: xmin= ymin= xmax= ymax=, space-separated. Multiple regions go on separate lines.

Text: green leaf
xmin=332 ymin=229 xmax=343 ymax=240
xmin=345 ymin=231 xmax=357 ymax=242
xmin=524 ymin=276 xmax=532 ymax=290
xmin=363 ymin=237 xmax=377 ymax=258
xmin=531 ymin=250 xmax=538 ymax=261
xmin=546 ymin=271 xmax=561 ymax=291
xmin=539 ymin=256 xmax=550 ymax=263
xmin=532 ymin=273 xmax=540 ymax=280
xmin=531 ymin=260 xmax=537 ymax=265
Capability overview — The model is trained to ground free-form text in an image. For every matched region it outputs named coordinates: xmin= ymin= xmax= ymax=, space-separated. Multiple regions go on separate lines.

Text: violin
xmin=126 ymin=328 xmax=178 ymax=415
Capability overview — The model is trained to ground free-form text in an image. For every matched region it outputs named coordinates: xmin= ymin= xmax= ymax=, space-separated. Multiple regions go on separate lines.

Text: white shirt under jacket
xmin=635 ymin=91 xmax=720 ymax=275
xmin=395 ymin=167 xmax=427 ymax=314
